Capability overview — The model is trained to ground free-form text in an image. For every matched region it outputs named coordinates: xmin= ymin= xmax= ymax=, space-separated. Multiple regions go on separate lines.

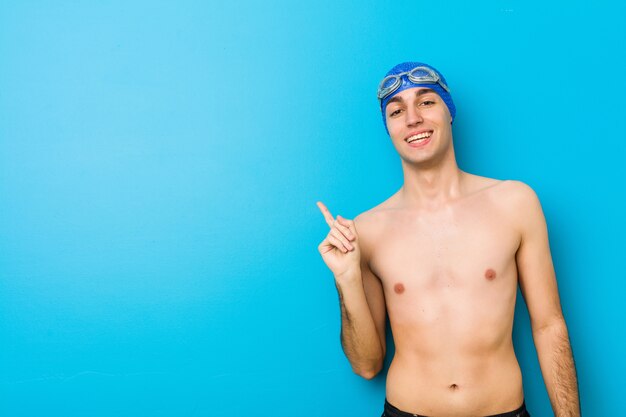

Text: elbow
xmin=532 ymin=316 xmax=568 ymax=336
xmin=354 ymin=360 xmax=383 ymax=380
xmin=359 ymin=369 xmax=379 ymax=380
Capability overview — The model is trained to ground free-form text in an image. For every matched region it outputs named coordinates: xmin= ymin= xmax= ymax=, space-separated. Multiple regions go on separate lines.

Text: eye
xmin=389 ymin=108 xmax=403 ymax=117
xmin=420 ymin=100 xmax=435 ymax=106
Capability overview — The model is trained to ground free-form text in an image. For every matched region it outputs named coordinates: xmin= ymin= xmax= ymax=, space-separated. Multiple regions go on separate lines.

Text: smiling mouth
xmin=405 ymin=130 xmax=433 ymax=144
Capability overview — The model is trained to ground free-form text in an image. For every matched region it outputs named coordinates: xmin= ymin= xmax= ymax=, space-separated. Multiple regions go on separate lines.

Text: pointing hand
xmin=316 ymin=201 xmax=361 ymax=278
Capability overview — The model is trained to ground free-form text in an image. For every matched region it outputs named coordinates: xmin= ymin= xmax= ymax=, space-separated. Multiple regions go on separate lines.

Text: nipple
xmin=394 ymin=283 xmax=405 ymax=294
xmin=485 ymin=268 xmax=496 ymax=280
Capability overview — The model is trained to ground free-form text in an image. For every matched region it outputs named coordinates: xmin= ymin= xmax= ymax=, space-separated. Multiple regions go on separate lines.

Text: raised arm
xmin=317 ymin=202 xmax=386 ymax=379
xmin=512 ymin=181 xmax=581 ymax=417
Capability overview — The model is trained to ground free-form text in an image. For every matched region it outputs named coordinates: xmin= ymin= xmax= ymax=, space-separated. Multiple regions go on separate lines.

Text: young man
xmin=316 ymin=62 xmax=581 ymax=417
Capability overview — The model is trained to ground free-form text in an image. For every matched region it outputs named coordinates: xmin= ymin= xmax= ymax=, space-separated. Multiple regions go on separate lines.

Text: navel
xmin=485 ymin=268 xmax=497 ymax=280
xmin=394 ymin=283 xmax=405 ymax=294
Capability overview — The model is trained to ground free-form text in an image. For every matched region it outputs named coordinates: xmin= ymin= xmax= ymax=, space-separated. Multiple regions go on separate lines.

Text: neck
xmin=399 ymin=146 xmax=465 ymax=210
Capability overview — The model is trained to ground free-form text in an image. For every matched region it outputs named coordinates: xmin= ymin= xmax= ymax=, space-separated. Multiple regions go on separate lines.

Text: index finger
xmin=316 ymin=201 xmax=335 ymax=228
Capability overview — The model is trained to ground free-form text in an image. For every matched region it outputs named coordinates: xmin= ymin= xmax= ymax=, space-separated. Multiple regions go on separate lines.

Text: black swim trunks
xmin=381 ymin=398 xmax=531 ymax=417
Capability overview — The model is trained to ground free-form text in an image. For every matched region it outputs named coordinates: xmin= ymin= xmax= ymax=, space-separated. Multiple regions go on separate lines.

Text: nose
xmin=405 ymin=105 xmax=423 ymax=127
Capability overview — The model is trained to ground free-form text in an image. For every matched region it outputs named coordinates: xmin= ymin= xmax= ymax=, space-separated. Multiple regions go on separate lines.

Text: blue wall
xmin=1 ymin=1 xmax=624 ymax=415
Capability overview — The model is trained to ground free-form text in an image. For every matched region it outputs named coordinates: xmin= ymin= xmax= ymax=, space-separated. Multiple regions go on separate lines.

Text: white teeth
xmin=406 ymin=131 xmax=432 ymax=143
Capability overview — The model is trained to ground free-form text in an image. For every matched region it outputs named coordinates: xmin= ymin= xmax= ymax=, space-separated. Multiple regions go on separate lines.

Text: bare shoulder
xmin=493 ymin=179 xmax=545 ymax=236
xmin=496 ymin=179 xmax=542 ymax=208
xmin=462 ymin=175 xmax=542 ymax=225
xmin=352 ymin=198 xmax=397 ymax=262
xmin=353 ymin=204 xmax=387 ymax=243
xmin=469 ymin=174 xmax=538 ymax=204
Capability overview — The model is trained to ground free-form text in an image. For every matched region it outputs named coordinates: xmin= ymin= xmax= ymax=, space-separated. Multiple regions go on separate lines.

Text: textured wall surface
xmin=1 ymin=0 xmax=624 ymax=415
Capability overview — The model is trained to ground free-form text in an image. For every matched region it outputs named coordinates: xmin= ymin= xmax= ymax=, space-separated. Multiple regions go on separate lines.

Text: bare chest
xmin=368 ymin=198 xmax=521 ymax=301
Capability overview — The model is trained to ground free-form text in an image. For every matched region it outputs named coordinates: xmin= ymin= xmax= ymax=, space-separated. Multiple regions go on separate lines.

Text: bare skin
xmin=356 ymin=175 xmax=525 ymax=416
xmin=317 ymin=86 xmax=580 ymax=416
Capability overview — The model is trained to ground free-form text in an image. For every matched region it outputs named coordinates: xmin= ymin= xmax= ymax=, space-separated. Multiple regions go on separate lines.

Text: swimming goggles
xmin=377 ymin=65 xmax=450 ymax=102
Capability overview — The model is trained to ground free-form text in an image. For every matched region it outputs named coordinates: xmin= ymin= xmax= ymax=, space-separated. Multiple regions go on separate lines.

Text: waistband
xmin=384 ymin=398 xmax=528 ymax=417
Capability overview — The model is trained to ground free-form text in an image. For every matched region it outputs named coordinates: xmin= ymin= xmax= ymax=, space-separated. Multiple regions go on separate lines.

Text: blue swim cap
xmin=379 ymin=61 xmax=456 ymax=135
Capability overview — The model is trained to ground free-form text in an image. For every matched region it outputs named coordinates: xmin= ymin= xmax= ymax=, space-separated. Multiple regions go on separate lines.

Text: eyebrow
xmin=386 ymin=88 xmax=437 ymax=106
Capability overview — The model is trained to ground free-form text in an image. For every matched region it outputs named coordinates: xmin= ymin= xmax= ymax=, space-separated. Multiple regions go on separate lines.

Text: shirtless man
xmin=316 ymin=62 xmax=581 ymax=417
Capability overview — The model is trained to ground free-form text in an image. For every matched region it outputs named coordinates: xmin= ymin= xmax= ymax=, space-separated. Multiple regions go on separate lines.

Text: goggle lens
xmin=381 ymin=76 xmax=400 ymax=90
xmin=408 ymin=67 xmax=437 ymax=83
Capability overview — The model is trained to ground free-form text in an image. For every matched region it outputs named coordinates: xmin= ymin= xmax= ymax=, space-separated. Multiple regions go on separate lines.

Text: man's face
xmin=384 ymin=86 xmax=453 ymax=163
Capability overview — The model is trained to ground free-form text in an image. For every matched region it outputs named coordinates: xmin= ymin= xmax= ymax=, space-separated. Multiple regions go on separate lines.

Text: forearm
xmin=335 ymin=268 xmax=384 ymax=379
xmin=533 ymin=319 xmax=581 ymax=417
